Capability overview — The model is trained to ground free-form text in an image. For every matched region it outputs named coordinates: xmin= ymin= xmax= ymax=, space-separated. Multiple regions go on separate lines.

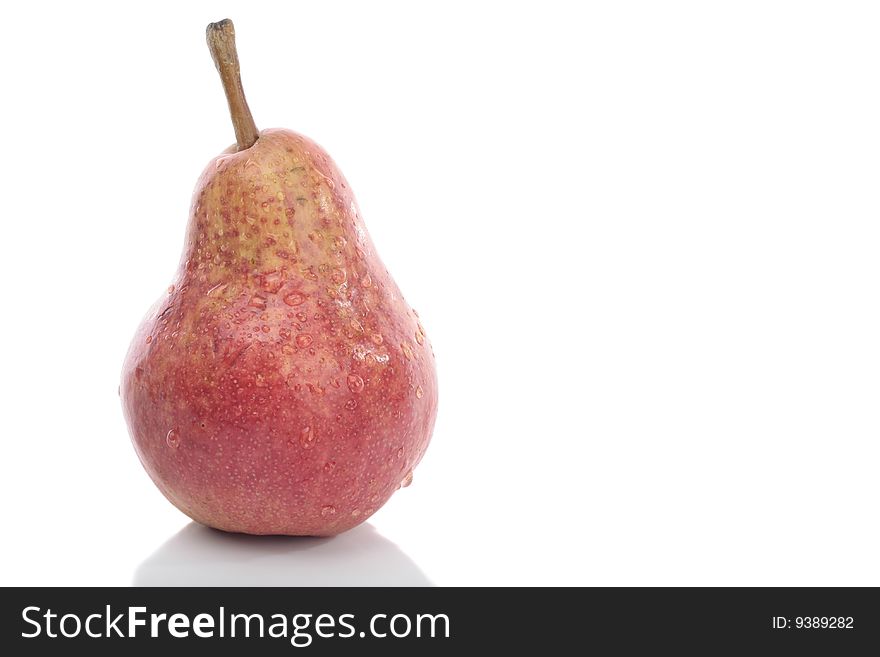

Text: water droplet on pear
xmin=299 ymin=426 xmax=315 ymax=448
xmin=283 ymin=292 xmax=306 ymax=306
xmin=347 ymin=373 xmax=364 ymax=393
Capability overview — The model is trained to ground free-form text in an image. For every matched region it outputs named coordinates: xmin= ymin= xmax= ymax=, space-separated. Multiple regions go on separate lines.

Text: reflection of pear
xmin=120 ymin=19 xmax=438 ymax=537
xmin=134 ymin=523 xmax=433 ymax=586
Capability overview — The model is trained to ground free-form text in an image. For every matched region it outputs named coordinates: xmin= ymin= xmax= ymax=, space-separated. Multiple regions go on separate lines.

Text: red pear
xmin=121 ymin=19 xmax=437 ymax=536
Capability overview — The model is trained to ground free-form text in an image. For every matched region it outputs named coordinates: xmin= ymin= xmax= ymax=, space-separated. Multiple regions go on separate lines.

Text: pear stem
xmin=206 ymin=19 xmax=260 ymax=151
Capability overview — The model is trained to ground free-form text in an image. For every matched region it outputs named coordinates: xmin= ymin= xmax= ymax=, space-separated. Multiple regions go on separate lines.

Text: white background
xmin=2 ymin=1 xmax=879 ymax=586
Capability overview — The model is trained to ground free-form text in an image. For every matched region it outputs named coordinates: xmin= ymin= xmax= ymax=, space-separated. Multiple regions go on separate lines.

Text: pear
xmin=121 ymin=19 xmax=437 ymax=536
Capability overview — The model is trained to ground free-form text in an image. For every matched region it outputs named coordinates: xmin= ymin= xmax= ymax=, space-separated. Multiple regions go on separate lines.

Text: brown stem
xmin=206 ymin=19 xmax=259 ymax=151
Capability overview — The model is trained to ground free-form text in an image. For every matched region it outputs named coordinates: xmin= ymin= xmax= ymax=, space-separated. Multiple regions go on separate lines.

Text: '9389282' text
xmin=772 ymin=617 xmax=854 ymax=630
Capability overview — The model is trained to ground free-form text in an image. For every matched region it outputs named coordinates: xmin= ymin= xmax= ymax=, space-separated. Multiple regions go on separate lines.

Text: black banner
xmin=1 ymin=587 xmax=877 ymax=653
